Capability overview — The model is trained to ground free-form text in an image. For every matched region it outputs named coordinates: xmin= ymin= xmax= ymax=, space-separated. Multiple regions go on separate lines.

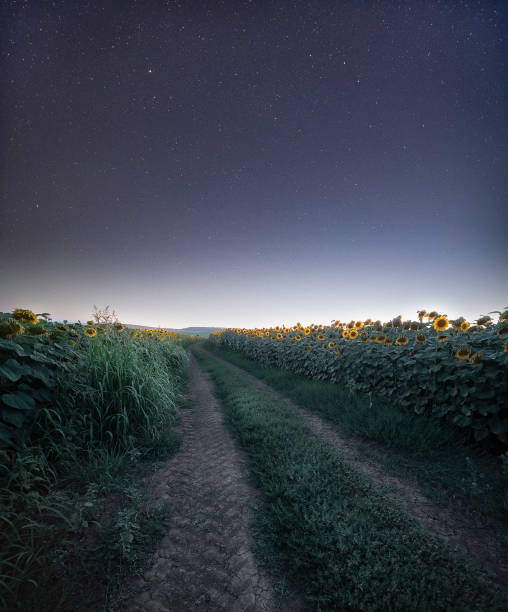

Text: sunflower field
xmin=209 ymin=309 xmax=508 ymax=444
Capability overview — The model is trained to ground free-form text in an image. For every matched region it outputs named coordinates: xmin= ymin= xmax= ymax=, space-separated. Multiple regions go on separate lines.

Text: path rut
xmin=113 ymin=352 xmax=304 ymax=612
xmin=203 ymin=347 xmax=508 ymax=596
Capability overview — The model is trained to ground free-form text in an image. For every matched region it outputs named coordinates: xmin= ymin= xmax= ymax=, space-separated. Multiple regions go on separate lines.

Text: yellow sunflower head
xmin=295 ymin=334 xmax=302 ymax=341
xmin=460 ymin=321 xmax=471 ymax=332
xmin=317 ymin=334 xmax=325 ymax=341
xmin=12 ymin=308 xmax=38 ymax=325
xmin=328 ymin=341 xmax=336 ymax=349
xmin=334 ymin=348 xmax=340 ymax=355
xmin=364 ymin=318 xmax=373 ymax=326
xmin=376 ymin=334 xmax=386 ymax=343
xmin=276 ymin=333 xmax=283 ymax=339
xmin=385 ymin=338 xmax=394 ymax=346
xmin=84 ymin=327 xmax=97 ymax=337
xmin=415 ymin=333 xmax=426 ymax=343
xmin=455 ymin=345 xmax=471 ymax=360
xmin=396 ymin=335 xmax=408 ymax=346
xmin=349 ymin=330 xmax=358 ymax=339
xmin=433 ymin=316 xmax=449 ymax=331
xmin=342 ymin=329 xmax=350 ymax=338
xmin=304 ymin=327 xmax=311 ymax=335
xmin=355 ymin=321 xmax=364 ymax=329
xmin=0 ymin=319 xmax=25 ymax=339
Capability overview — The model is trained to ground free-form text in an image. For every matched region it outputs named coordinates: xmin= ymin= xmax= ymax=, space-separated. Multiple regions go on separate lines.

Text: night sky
xmin=2 ymin=1 xmax=507 ymax=328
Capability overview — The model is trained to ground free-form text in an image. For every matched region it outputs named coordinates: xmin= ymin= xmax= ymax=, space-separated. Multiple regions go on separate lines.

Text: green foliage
xmin=212 ymin=312 xmax=508 ymax=443
xmin=0 ymin=309 xmax=188 ymax=610
xmin=193 ymin=345 xmax=507 ymax=611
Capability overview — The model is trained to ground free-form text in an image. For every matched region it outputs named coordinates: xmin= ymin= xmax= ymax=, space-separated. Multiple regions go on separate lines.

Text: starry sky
xmin=1 ymin=1 xmax=507 ymax=328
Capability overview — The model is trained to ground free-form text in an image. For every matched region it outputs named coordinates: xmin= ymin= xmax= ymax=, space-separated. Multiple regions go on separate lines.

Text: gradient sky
xmin=1 ymin=1 xmax=507 ymax=328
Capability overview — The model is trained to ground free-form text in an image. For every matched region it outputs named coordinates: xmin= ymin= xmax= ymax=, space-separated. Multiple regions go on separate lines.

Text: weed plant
xmin=193 ymin=344 xmax=507 ymax=611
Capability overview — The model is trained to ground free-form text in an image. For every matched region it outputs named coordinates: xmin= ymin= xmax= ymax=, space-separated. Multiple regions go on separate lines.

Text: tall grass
xmin=0 ymin=329 xmax=188 ymax=610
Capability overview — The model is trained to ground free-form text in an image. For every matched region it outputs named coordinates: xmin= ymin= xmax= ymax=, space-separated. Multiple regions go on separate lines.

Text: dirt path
xmin=203 ymin=348 xmax=508 ymax=596
xmin=113 ymin=352 xmax=304 ymax=612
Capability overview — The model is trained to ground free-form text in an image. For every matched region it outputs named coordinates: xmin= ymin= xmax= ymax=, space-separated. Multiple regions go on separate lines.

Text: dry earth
xmin=112 ymin=352 xmax=305 ymax=612
xmin=204 ymin=348 xmax=508 ymax=597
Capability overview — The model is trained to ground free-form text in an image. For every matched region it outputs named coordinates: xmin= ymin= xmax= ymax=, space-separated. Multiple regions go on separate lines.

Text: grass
xmin=192 ymin=343 xmax=507 ymax=611
xmin=206 ymin=343 xmax=508 ymax=521
xmin=0 ymin=329 xmax=189 ymax=611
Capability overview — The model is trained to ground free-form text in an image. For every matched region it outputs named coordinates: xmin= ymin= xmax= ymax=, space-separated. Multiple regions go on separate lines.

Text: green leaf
xmin=490 ymin=417 xmax=508 ymax=435
xmin=0 ymin=358 xmax=24 ymax=382
xmin=1 ymin=392 xmax=35 ymax=411
xmin=0 ymin=338 xmax=25 ymax=357
xmin=1 ymin=406 xmax=26 ymax=427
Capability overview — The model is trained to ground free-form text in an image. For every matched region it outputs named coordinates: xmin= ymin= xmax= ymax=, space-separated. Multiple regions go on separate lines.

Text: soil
xmin=204 ymin=348 xmax=508 ymax=597
xmin=112 ymin=351 xmax=305 ymax=612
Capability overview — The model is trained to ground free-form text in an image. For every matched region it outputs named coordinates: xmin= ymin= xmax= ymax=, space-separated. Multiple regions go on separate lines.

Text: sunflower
xmin=470 ymin=352 xmax=482 ymax=364
xmin=376 ymin=334 xmax=386 ymax=343
xmin=84 ymin=327 xmax=97 ymax=337
xmin=27 ymin=326 xmax=48 ymax=336
xmin=295 ymin=334 xmax=302 ymax=341
xmin=410 ymin=322 xmax=419 ymax=331
xmin=334 ymin=348 xmax=340 ymax=355
xmin=276 ymin=333 xmax=283 ymax=339
xmin=364 ymin=318 xmax=373 ymax=326
xmin=415 ymin=333 xmax=426 ymax=343
xmin=385 ymin=338 xmax=394 ymax=346
xmin=370 ymin=336 xmax=377 ymax=342
xmin=328 ymin=341 xmax=336 ymax=349
xmin=355 ymin=321 xmax=364 ymax=329
xmin=304 ymin=327 xmax=311 ymax=335
xmin=317 ymin=334 xmax=325 ymax=341
xmin=417 ymin=310 xmax=427 ymax=320
xmin=342 ymin=330 xmax=350 ymax=338
xmin=349 ymin=330 xmax=358 ymax=339
xmin=0 ymin=319 xmax=24 ymax=339
xmin=455 ymin=345 xmax=471 ymax=360
xmin=433 ymin=316 xmax=449 ymax=331
xmin=427 ymin=311 xmax=438 ymax=320
xmin=437 ymin=335 xmax=448 ymax=342
xmin=12 ymin=308 xmax=38 ymax=324
xmin=396 ymin=335 xmax=408 ymax=346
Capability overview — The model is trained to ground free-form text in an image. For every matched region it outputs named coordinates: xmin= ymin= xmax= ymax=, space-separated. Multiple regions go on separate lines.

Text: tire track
xmin=204 ymin=347 xmax=508 ymax=596
xmin=113 ymin=351 xmax=305 ymax=611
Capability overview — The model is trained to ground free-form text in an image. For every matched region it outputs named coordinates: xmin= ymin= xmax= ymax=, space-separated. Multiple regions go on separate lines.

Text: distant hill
xmin=126 ymin=324 xmax=223 ymax=337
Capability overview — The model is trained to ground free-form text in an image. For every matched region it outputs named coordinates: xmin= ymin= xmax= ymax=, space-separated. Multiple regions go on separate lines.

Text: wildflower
xmin=349 ymin=330 xmax=358 ymax=339
xmin=84 ymin=327 xmax=97 ymax=337
xmin=415 ymin=333 xmax=426 ymax=343
xmin=396 ymin=335 xmax=409 ymax=346
xmin=455 ymin=345 xmax=472 ymax=360
xmin=12 ymin=308 xmax=38 ymax=324
xmin=460 ymin=321 xmax=471 ymax=332
xmin=433 ymin=316 xmax=449 ymax=331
